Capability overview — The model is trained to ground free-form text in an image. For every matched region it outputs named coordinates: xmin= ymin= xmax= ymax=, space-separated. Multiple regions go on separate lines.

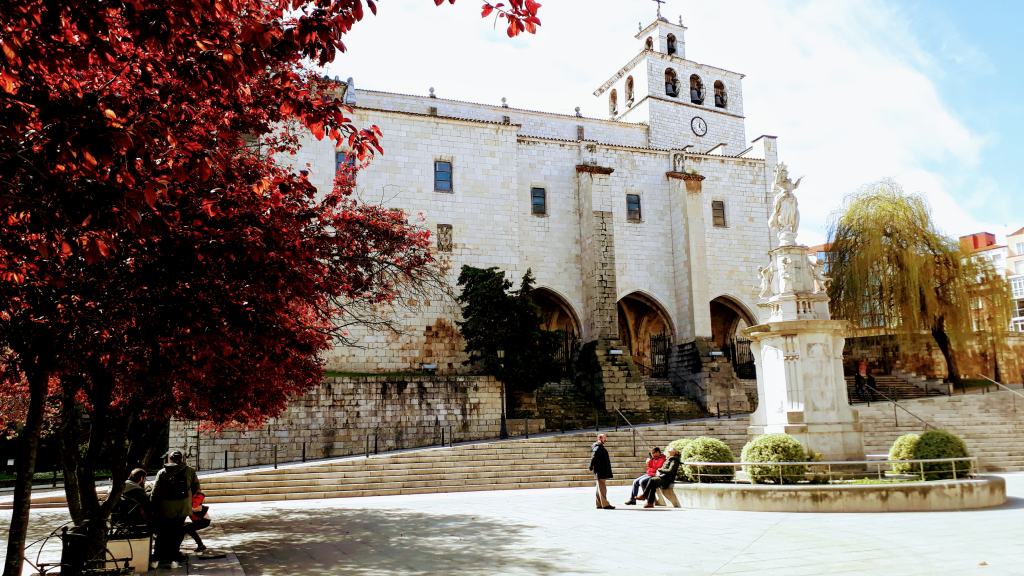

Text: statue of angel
xmin=769 ymin=163 xmax=802 ymax=234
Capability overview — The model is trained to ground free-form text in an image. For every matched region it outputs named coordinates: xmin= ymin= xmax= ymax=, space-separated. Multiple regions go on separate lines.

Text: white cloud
xmin=326 ymin=0 xmax=997 ymax=244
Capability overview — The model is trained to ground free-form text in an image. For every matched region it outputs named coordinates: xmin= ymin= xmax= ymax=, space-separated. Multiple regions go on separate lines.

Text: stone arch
xmin=689 ymin=74 xmax=705 ymax=104
xmin=609 ymin=88 xmax=618 ymax=116
xmin=709 ymin=295 xmax=756 ymax=349
xmin=617 ymin=291 xmax=675 ymax=373
xmin=532 ymin=287 xmax=581 ymax=337
xmin=664 ymin=68 xmax=679 ymax=97
xmin=625 ymin=75 xmax=634 ymax=105
xmin=714 ymin=80 xmax=728 ymax=109
xmin=666 ymin=33 xmax=677 ymax=55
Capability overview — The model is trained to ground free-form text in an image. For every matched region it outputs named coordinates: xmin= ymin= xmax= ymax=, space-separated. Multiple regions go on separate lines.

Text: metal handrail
xmin=614 ymin=408 xmax=656 ymax=449
xmin=976 ymin=374 xmax=1024 ymax=411
xmin=865 ymin=383 xmax=935 ymax=429
xmin=677 ymin=456 xmax=978 ymax=483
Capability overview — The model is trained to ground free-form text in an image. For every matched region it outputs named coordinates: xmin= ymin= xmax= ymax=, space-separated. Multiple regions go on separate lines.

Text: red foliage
xmin=1 ymin=0 xmax=540 ymax=430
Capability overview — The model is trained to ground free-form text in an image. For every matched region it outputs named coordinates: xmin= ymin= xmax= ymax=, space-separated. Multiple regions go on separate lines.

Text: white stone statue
xmin=810 ymin=258 xmax=831 ymax=294
xmin=769 ymin=163 xmax=802 ymax=244
xmin=779 ymin=256 xmax=794 ymax=294
xmin=343 ymin=77 xmax=357 ymax=105
xmin=757 ymin=264 xmax=774 ymax=299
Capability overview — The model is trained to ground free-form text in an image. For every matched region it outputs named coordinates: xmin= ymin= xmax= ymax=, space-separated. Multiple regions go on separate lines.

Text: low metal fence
xmin=676 ymin=456 xmax=978 ymax=484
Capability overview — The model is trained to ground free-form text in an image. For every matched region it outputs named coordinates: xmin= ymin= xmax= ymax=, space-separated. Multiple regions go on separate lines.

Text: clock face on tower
xmin=691 ymin=116 xmax=708 ymax=137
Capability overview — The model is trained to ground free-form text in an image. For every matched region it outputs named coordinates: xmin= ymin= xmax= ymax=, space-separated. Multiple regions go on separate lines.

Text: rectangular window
xmin=1015 ymin=261 xmax=1024 ymax=275
xmin=1015 ymin=299 xmax=1024 ymax=318
xmin=626 ymin=194 xmax=642 ymax=222
xmin=531 ymin=187 xmax=547 ymax=215
xmin=712 ymin=200 xmax=727 ymax=227
xmin=434 ymin=160 xmax=453 ymax=192
xmin=1016 ymin=242 xmax=1024 ymax=255
xmin=1012 ymin=277 xmax=1024 ymax=299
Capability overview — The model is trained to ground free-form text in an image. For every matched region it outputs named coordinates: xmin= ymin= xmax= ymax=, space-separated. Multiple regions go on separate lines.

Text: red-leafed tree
xmin=0 ymin=0 xmax=541 ymax=573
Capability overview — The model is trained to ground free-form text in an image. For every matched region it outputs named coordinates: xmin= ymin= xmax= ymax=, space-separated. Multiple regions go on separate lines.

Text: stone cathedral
xmin=292 ymin=15 xmax=781 ymax=413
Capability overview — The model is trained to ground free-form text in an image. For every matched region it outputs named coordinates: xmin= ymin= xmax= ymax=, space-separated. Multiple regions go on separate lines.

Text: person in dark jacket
xmin=854 ymin=359 xmax=876 ymax=402
xmin=625 ymin=447 xmax=665 ymax=505
xmin=151 ymin=450 xmax=200 ymax=567
xmin=642 ymin=448 xmax=681 ymax=508
xmin=113 ymin=468 xmax=151 ymax=529
xmin=589 ymin=433 xmax=615 ymax=509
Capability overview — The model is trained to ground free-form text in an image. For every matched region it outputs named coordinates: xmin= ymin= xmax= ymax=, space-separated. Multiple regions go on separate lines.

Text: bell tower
xmin=593 ymin=14 xmax=748 ymax=153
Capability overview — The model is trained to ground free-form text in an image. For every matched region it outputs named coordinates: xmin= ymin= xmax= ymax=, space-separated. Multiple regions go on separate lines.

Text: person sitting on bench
xmin=625 ymin=447 xmax=665 ymax=505
xmin=642 ymin=448 xmax=681 ymax=508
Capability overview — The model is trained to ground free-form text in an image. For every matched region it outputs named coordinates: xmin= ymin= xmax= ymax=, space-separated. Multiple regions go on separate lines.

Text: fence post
xmin=302 ymin=442 xmax=306 ymax=463
xmin=952 ymin=459 xmax=958 ymax=480
xmin=664 ymin=408 xmax=669 ymax=425
xmin=893 ymin=402 xmax=898 ymax=427
xmin=365 ymin=435 xmax=370 ymax=458
xmin=632 ymin=429 xmax=636 ymax=458
xmin=273 ymin=445 xmax=278 ymax=470
xmin=52 ymin=469 xmax=57 ymax=488
xmin=196 ymin=429 xmax=201 ymax=472
xmin=716 ymin=402 xmax=721 ymax=419
xmin=919 ymin=461 xmax=925 ymax=481
xmin=224 ymin=451 xmax=228 ymax=472
xmin=595 ymin=409 xmax=599 ymax=432
xmin=525 ymin=419 xmax=530 ymax=439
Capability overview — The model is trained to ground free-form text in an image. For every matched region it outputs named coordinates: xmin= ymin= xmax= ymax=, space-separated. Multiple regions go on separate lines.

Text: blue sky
xmin=325 ymin=1 xmax=1023 ymax=245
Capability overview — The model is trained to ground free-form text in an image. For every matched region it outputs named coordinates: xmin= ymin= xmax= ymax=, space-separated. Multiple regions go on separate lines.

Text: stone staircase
xmin=7 ymin=391 xmax=1023 ymax=508
xmin=857 ymin=391 xmax=1024 ymax=472
xmin=194 ymin=417 xmax=750 ymax=504
xmin=845 ymin=373 xmax=947 ymax=402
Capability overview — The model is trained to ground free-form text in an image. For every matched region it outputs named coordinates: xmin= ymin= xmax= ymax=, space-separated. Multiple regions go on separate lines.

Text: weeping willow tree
xmin=827 ymin=180 xmax=1012 ymax=386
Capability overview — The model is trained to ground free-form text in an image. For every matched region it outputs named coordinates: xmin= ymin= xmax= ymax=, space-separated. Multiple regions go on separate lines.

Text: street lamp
xmin=497 ymin=348 xmax=508 ymax=439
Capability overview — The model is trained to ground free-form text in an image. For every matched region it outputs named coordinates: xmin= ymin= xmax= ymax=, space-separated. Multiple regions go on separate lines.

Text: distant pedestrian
xmin=642 ymin=448 xmax=681 ymax=508
xmin=854 ymin=359 xmax=876 ymax=402
xmin=625 ymin=447 xmax=665 ymax=505
xmin=151 ymin=450 xmax=200 ymax=568
xmin=589 ymin=433 xmax=615 ymax=509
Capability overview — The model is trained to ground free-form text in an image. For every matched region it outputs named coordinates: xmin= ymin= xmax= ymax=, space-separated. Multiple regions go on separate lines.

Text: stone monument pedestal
xmin=744 ymin=319 xmax=864 ymax=461
xmin=745 ymin=167 xmax=865 ymax=461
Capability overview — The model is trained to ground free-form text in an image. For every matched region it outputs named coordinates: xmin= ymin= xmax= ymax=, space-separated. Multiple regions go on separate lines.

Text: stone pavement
xmin=4 ymin=474 xmax=1024 ymax=575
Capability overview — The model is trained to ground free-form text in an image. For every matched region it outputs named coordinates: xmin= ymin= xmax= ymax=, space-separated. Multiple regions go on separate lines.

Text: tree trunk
xmin=931 ymin=317 xmax=961 ymax=387
xmin=2 ymin=366 xmax=49 ymax=576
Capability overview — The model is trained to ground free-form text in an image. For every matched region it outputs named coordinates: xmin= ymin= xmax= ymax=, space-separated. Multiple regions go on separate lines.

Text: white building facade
xmin=290 ymin=17 xmax=780 ymax=406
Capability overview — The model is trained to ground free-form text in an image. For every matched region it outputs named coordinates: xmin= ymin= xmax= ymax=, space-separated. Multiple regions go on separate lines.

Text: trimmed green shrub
xmin=680 ymin=437 xmax=735 ymax=483
xmin=741 ymin=433 xmax=807 ymax=484
xmin=667 ymin=438 xmax=692 ymax=457
xmin=888 ymin=430 xmax=970 ymax=480
xmin=914 ymin=429 xmax=970 ymax=480
xmin=888 ymin=433 xmax=920 ymax=474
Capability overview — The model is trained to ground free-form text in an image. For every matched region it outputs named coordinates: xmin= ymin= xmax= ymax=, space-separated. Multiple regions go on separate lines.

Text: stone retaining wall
xmin=169 ymin=375 xmax=501 ymax=471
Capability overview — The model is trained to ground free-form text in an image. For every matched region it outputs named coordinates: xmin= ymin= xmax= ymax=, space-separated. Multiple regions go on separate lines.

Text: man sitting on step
xmin=625 ymin=447 xmax=665 ymax=505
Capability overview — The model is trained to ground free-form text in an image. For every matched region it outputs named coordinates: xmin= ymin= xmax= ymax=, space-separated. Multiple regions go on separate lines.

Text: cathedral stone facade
xmin=292 ymin=17 xmax=780 ymax=411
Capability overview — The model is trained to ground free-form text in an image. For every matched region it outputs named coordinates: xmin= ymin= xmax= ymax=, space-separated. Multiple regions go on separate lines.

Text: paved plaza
xmin=4 ymin=473 xmax=1024 ymax=575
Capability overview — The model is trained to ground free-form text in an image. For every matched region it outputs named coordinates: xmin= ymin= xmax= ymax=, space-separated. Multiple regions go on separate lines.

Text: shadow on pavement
xmin=216 ymin=507 xmax=565 ymax=576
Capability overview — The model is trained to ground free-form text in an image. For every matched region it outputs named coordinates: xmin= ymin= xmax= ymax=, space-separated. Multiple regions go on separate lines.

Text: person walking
xmin=151 ymin=450 xmax=200 ymax=568
xmin=589 ymin=433 xmax=615 ymax=510
xmin=625 ymin=447 xmax=665 ymax=505
xmin=854 ymin=359 xmax=876 ymax=402
xmin=642 ymin=447 xmax=681 ymax=508
xmin=184 ymin=491 xmax=211 ymax=553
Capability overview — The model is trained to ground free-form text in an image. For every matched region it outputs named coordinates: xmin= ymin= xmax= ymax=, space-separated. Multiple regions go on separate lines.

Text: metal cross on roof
xmin=652 ymin=0 xmax=665 ymax=18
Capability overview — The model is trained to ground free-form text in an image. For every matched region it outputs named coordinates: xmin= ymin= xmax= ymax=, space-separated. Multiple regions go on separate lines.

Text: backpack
xmin=161 ymin=467 xmax=190 ymax=501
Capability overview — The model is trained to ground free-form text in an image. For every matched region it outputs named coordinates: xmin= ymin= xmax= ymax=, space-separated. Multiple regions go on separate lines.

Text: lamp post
xmin=497 ymin=348 xmax=508 ymax=439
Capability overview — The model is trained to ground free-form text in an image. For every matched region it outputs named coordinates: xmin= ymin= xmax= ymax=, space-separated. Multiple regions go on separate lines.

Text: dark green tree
xmin=456 ymin=266 xmax=559 ymax=393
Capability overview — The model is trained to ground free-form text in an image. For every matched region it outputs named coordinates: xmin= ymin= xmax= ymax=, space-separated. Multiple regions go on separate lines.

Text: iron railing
xmin=976 ymin=374 xmax=1024 ymax=412
xmin=677 ymin=456 xmax=978 ymax=484
xmin=863 ymin=382 xmax=935 ymax=430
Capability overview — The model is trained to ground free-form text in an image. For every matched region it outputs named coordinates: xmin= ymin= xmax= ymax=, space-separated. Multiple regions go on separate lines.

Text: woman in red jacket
xmin=625 ymin=447 xmax=665 ymax=505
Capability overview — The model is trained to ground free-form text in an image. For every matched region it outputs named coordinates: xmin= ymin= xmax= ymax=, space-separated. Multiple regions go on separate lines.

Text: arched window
xmin=689 ymin=74 xmax=704 ymax=105
xmin=609 ymin=89 xmax=618 ymax=116
xmin=666 ymin=34 xmax=677 ymax=55
xmin=664 ymin=69 xmax=679 ymax=97
xmin=714 ymin=80 xmax=728 ymax=109
xmin=625 ymin=76 xmax=634 ymax=105
xmin=645 ymin=36 xmax=654 ymax=50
